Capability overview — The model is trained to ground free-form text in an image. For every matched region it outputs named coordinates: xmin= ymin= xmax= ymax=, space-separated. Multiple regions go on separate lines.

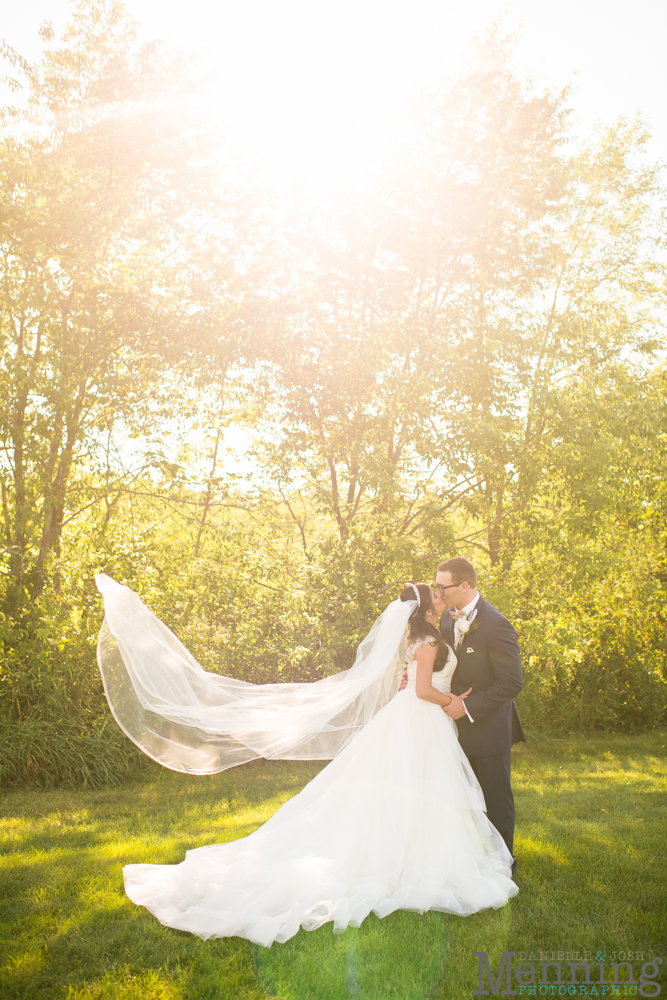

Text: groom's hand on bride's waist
xmin=442 ymin=688 xmax=472 ymax=720
xmin=399 ymin=671 xmax=408 ymax=691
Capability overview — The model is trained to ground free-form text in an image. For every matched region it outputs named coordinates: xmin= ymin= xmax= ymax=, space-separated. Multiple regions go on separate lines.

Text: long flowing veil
xmin=95 ymin=574 xmax=413 ymax=774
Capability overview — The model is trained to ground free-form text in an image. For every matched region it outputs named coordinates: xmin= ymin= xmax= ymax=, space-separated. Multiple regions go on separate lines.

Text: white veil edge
xmin=95 ymin=574 xmax=413 ymax=774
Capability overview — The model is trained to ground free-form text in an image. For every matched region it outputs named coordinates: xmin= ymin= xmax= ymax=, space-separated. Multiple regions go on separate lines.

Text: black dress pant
xmin=467 ymin=751 xmax=515 ymax=856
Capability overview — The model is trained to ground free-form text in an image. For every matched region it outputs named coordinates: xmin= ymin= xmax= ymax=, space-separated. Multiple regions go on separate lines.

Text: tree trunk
xmin=31 ymin=378 xmax=88 ymax=599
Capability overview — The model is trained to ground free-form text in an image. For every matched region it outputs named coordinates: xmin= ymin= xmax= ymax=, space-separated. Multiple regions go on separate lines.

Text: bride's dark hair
xmin=399 ymin=583 xmax=450 ymax=672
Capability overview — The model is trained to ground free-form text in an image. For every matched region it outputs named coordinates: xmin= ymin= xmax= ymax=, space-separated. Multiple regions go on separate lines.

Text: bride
xmin=95 ymin=576 xmax=517 ymax=947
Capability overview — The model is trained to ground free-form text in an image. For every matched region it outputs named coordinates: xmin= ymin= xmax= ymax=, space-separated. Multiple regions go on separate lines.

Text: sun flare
xmin=136 ymin=0 xmax=493 ymax=186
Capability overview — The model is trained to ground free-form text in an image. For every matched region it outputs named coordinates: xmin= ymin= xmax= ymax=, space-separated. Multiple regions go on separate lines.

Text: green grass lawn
xmin=1 ymin=731 xmax=666 ymax=1000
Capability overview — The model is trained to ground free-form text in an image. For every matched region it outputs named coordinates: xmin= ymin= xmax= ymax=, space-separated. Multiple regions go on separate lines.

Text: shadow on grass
xmin=1 ymin=851 xmax=266 ymax=1000
xmin=0 ymin=760 xmax=327 ymax=860
xmin=254 ymin=904 xmax=516 ymax=1000
xmin=1 ymin=760 xmax=330 ymax=1000
xmin=1 ymin=737 xmax=666 ymax=999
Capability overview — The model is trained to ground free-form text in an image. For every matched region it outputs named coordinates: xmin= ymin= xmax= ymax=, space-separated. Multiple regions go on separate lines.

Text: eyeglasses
xmin=433 ymin=582 xmax=461 ymax=595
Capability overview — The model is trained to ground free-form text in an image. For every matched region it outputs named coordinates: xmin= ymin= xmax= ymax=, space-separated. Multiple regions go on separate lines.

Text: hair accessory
xmin=405 ymin=582 xmax=420 ymax=607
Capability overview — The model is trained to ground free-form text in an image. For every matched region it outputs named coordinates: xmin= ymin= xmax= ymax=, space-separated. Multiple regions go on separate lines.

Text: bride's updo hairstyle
xmin=399 ymin=583 xmax=450 ymax=672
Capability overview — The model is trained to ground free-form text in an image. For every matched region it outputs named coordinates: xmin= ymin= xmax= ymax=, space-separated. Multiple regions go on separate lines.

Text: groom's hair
xmin=437 ymin=557 xmax=476 ymax=587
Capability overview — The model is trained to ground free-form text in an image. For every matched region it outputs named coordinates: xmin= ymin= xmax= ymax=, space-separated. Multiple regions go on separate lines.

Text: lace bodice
xmin=405 ymin=636 xmax=457 ymax=693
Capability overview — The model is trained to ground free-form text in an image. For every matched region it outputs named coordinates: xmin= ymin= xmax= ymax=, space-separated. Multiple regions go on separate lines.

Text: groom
xmin=434 ymin=557 xmax=525 ymax=874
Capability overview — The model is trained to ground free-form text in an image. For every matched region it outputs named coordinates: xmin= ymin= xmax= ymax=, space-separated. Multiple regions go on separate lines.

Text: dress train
xmin=123 ymin=643 xmax=518 ymax=946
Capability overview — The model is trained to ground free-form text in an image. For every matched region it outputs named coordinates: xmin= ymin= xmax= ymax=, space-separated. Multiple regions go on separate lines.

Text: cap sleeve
xmin=406 ymin=635 xmax=438 ymax=661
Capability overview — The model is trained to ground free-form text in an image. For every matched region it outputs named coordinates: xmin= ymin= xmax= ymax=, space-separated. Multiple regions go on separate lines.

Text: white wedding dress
xmin=122 ymin=637 xmax=518 ymax=946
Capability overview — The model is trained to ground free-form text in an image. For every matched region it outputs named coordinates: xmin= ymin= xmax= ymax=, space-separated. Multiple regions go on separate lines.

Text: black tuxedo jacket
xmin=439 ymin=595 xmax=526 ymax=757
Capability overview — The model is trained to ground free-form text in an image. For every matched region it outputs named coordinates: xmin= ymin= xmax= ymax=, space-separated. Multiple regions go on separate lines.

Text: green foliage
xmin=0 ymin=716 xmax=145 ymax=788
xmin=517 ymin=596 xmax=667 ymax=734
xmin=0 ymin=581 xmax=148 ymax=786
xmin=0 ymin=0 xmax=257 ymax=605
xmin=1 ymin=3 xmax=666 ymax=787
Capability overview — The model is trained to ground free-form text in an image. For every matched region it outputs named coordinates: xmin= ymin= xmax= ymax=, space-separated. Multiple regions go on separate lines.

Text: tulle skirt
xmin=123 ymin=689 xmax=518 ymax=946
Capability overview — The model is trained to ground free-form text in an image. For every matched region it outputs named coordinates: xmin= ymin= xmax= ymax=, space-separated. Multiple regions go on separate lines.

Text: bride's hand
xmin=442 ymin=688 xmax=472 ymax=719
xmin=398 ymin=671 xmax=408 ymax=691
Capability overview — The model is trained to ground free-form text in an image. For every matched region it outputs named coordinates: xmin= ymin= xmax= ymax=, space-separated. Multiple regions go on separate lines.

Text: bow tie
xmin=448 ymin=609 xmax=468 ymax=621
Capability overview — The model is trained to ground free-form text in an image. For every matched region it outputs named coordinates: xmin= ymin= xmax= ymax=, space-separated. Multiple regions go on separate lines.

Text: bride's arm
xmin=414 ymin=643 xmax=452 ymax=706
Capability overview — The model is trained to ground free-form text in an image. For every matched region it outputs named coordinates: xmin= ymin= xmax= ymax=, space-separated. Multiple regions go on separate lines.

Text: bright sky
xmin=3 ymin=0 xmax=666 ymax=183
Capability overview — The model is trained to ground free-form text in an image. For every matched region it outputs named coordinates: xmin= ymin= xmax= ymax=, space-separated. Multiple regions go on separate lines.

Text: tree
xmin=386 ymin=39 xmax=665 ymax=570
xmin=0 ymin=0 xmax=256 ymax=603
